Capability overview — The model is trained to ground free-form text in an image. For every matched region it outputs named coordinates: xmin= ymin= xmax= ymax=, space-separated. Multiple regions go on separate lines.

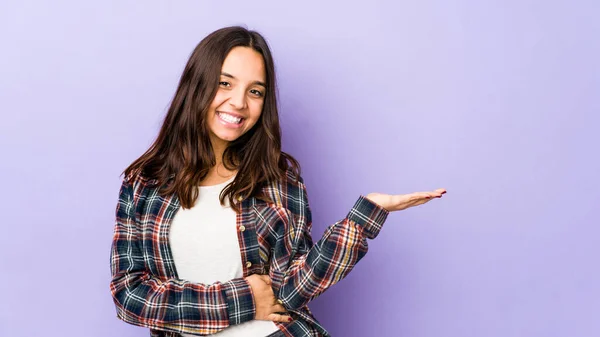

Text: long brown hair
xmin=123 ymin=26 xmax=300 ymax=212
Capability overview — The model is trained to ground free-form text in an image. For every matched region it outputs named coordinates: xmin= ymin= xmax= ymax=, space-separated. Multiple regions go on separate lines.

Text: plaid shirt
xmin=110 ymin=168 xmax=389 ymax=337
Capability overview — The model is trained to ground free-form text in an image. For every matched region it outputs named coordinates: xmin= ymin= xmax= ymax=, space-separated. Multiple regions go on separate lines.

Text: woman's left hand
xmin=365 ymin=188 xmax=447 ymax=212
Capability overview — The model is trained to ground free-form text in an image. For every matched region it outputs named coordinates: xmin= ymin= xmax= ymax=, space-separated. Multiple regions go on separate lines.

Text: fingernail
xmin=441 ymin=191 xmax=447 ymax=194
xmin=425 ymin=196 xmax=431 ymax=199
xmin=288 ymin=317 xmax=293 ymax=322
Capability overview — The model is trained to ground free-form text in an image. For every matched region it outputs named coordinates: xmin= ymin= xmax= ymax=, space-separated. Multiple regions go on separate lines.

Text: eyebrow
xmin=221 ymin=72 xmax=266 ymax=88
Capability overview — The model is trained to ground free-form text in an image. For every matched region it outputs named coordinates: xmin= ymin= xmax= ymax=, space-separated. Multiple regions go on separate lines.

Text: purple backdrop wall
xmin=1 ymin=1 xmax=598 ymax=336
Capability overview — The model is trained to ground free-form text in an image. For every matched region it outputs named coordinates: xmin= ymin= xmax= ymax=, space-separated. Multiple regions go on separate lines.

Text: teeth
xmin=218 ymin=112 xmax=242 ymax=124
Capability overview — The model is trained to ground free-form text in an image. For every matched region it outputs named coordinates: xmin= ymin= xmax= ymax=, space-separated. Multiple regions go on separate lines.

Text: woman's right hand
xmin=245 ymin=274 xmax=292 ymax=323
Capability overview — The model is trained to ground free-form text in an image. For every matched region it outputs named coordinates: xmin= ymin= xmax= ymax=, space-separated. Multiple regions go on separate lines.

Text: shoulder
xmin=283 ymin=167 xmax=304 ymax=187
xmin=124 ymin=170 xmax=154 ymax=186
xmin=121 ymin=170 xmax=160 ymax=198
xmin=259 ymin=167 xmax=308 ymax=213
xmin=283 ymin=167 xmax=310 ymax=215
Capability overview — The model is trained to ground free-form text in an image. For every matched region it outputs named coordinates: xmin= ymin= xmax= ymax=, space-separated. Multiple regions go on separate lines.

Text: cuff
xmin=221 ymin=278 xmax=256 ymax=325
xmin=347 ymin=196 xmax=390 ymax=240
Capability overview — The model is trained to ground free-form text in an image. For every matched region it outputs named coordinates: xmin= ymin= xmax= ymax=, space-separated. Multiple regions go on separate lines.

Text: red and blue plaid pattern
xmin=110 ymin=169 xmax=389 ymax=336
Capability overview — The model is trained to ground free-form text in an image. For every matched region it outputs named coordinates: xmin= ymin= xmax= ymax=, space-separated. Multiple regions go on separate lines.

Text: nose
xmin=228 ymin=87 xmax=247 ymax=110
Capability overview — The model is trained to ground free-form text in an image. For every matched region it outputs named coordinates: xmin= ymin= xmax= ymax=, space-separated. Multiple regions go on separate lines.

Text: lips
xmin=216 ymin=111 xmax=245 ymax=127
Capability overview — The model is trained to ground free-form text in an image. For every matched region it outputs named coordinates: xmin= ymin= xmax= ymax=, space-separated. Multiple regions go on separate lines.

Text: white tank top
xmin=169 ymin=176 xmax=279 ymax=337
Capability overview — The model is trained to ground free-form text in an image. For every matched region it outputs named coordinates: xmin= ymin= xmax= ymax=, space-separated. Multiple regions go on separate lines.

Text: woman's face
xmin=207 ymin=46 xmax=266 ymax=149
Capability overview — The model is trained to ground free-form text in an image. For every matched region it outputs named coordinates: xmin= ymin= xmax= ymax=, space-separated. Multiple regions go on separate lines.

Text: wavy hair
xmin=123 ymin=26 xmax=300 ymax=212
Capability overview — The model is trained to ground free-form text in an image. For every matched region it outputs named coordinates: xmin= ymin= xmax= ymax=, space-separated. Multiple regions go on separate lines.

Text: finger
xmin=273 ymin=304 xmax=288 ymax=313
xmin=403 ymin=193 xmax=423 ymax=202
xmin=260 ymin=275 xmax=272 ymax=285
xmin=434 ymin=188 xmax=447 ymax=195
xmin=407 ymin=198 xmax=431 ymax=207
xmin=267 ymin=313 xmax=293 ymax=323
xmin=422 ymin=191 xmax=445 ymax=199
xmin=409 ymin=193 xmax=438 ymax=205
xmin=411 ymin=192 xmax=434 ymax=200
xmin=433 ymin=190 xmax=445 ymax=198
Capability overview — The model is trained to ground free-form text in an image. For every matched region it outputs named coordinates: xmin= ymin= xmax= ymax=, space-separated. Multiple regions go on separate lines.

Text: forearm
xmin=277 ymin=195 xmax=389 ymax=310
xmin=110 ymin=271 xmax=255 ymax=335
xmin=110 ymin=179 xmax=255 ymax=335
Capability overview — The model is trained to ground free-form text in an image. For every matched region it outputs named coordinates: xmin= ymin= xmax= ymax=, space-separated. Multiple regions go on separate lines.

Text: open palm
xmin=366 ymin=188 xmax=446 ymax=212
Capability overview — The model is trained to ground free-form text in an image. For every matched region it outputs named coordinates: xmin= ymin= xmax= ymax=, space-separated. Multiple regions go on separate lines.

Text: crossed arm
xmin=109 ymin=178 xmax=390 ymax=335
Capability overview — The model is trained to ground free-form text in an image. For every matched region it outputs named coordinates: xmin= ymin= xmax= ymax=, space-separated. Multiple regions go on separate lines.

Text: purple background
xmin=1 ymin=1 xmax=598 ymax=336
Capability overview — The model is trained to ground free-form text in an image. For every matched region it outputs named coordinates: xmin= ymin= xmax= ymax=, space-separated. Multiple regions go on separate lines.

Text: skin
xmin=365 ymin=189 xmax=447 ymax=211
xmin=203 ymin=46 xmax=292 ymax=323
xmin=202 ymin=46 xmax=266 ymax=186
xmin=204 ymin=46 xmax=447 ymax=324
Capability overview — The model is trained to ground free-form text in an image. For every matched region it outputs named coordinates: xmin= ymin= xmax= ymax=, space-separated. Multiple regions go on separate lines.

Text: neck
xmin=202 ymin=139 xmax=237 ymax=185
xmin=208 ymin=132 xmax=229 ymax=166
xmin=212 ymin=141 xmax=227 ymax=168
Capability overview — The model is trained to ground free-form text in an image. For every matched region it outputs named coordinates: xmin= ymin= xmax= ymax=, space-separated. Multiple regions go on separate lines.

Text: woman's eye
xmin=250 ymin=89 xmax=263 ymax=97
xmin=219 ymin=81 xmax=230 ymax=87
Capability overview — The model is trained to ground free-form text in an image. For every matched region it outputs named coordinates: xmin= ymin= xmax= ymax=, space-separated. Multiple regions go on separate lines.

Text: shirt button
xmin=246 ymin=261 xmax=252 ymax=268
xmin=239 ymin=225 xmax=245 ymax=232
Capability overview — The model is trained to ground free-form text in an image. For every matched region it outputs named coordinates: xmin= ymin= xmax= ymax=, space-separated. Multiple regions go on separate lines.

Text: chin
xmin=219 ymin=134 xmax=241 ymax=143
xmin=211 ymin=128 xmax=243 ymax=143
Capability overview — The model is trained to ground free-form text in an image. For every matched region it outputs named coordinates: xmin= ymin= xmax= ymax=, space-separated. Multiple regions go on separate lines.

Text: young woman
xmin=109 ymin=26 xmax=446 ymax=337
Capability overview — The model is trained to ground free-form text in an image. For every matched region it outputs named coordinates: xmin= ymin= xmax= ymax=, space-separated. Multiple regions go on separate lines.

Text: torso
xmin=169 ymin=175 xmax=280 ymax=337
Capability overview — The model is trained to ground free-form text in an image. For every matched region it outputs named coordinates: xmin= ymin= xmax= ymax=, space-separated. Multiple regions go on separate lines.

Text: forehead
xmin=221 ymin=46 xmax=266 ymax=82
